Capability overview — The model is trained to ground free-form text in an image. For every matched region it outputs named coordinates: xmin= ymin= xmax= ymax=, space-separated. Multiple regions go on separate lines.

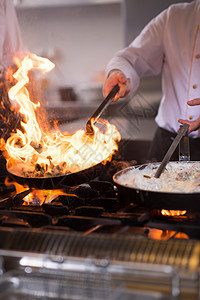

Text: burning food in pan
xmin=117 ymin=162 xmax=200 ymax=193
xmin=0 ymin=53 xmax=121 ymax=179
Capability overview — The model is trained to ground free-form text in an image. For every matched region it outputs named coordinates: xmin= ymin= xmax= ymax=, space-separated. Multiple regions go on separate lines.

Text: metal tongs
xmin=154 ymin=123 xmax=190 ymax=178
xmin=86 ymin=84 xmax=120 ymax=135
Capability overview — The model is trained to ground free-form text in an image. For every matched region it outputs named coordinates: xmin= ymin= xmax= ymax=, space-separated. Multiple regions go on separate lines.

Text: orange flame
xmin=23 ymin=189 xmax=66 ymax=205
xmin=1 ymin=53 xmax=121 ymax=178
xmin=148 ymin=228 xmax=189 ymax=240
xmin=161 ymin=210 xmax=187 ymax=216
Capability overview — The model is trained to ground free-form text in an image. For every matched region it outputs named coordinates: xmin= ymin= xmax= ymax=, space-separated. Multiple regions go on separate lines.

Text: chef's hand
xmin=104 ymin=70 xmax=130 ymax=102
xmin=178 ymin=98 xmax=200 ymax=132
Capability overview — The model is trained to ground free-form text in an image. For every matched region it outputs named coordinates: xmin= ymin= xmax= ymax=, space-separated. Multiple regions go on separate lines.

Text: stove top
xmin=0 ymin=179 xmax=199 ymax=240
xmin=0 ymin=179 xmax=200 ymax=300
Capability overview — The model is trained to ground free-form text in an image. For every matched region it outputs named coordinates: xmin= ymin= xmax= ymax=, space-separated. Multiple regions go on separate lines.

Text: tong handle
xmin=154 ymin=123 xmax=189 ymax=178
xmin=179 ymin=125 xmax=190 ymax=161
xmin=91 ymin=84 xmax=119 ymax=123
xmin=86 ymin=84 xmax=119 ymax=134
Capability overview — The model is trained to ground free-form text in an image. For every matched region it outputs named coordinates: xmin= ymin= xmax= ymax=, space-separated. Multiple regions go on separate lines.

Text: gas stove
xmin=0 ymin=179 xmax=197 ymax=239
xmin=0 ymin=177 xmax=200 ymax=300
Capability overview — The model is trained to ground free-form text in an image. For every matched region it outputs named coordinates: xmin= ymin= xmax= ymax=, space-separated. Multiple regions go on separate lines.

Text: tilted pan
xmin=7 ymin=160 xmax=104 ymax=189
xmin=6 ymin=85 xmax=120 ymax=190
xmin=113 ymin=161 xmax=200 ymax=211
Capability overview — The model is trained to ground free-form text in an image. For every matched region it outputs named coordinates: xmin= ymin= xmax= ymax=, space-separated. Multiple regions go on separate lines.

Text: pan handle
xmin=179 ymin=125 xmax=190 ymax=161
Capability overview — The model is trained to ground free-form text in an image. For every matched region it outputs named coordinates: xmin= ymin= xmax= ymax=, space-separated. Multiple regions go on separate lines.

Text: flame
xmin=161 ymin=209 xmax=187 ymax=216
xmin=148 ymin=228 xmax=189 ymax=240
xmin=23 ymin=189 xmax=66 ymax=205
xmin=1 ymin=53 xmax=121 ymax=178
xmin=6 ymin=179 xmax=66 ymax=205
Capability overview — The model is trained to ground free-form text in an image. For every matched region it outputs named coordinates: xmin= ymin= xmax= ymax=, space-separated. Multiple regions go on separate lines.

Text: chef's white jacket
xmin=106 ymin=0 xmax=200 ymax=138
xmin=0 ymin=0 xmax=23 ymax=75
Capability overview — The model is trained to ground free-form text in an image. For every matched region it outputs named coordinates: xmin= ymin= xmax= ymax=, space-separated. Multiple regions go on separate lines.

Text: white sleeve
xmin=106 ymin=9 xmax=167 ymax=95
xmin=0 ymin=0 xmax=24 ymax=70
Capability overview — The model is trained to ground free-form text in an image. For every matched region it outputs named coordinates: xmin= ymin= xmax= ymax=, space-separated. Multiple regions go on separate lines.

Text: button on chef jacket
xmin=105 ymin=0 xmax=200 ymax=138
xmin=0 ymin=0 xmax=23 ymax=76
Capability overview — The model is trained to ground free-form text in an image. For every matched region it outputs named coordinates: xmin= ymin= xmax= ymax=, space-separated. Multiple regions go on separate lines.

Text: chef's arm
xmin=1 ymin=0 xmax=24 ymax=70
xmin=104 ymin=8 xmax=166 ymax=102
xmin=178 ymin=99 xmax=200 ymax=133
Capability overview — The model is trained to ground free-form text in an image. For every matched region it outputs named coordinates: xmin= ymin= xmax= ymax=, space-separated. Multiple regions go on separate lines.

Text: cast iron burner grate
xmin=0 ymin=181 xmax=149 ymax=235
xmin=0 ymin=179 xmax=200 ymax=240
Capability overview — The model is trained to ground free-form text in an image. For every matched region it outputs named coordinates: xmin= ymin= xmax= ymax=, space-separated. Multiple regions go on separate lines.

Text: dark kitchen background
xmin=13 ymin=0 xmax=190 ymax=164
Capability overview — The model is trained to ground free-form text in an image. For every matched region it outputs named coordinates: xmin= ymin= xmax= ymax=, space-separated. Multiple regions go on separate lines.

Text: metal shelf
xmin=13 ymin=0 xmax=121 ymax=8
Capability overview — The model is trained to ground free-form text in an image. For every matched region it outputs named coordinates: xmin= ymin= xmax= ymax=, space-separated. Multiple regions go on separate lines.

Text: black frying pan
xmin=6 ymin=85 xmax=120 ymax=190
xmin=113 ymin=161 xmax=200 ymax=211
xmin=7 ymin=160 xmax=104 ymax=189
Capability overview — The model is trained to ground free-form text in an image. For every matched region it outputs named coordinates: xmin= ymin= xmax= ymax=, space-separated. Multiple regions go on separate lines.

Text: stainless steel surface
xmin=14 ymin=0 xmax=121 ymax=8
xmin=0 ymin=229 xmax=199 ymax=299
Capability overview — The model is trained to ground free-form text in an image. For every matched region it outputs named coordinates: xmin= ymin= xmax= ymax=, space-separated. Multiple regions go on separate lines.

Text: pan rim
xmin=6 ymin=159 xmax=105 ymax=189
xmin=113 ymin=161 xmax=200 ymax=195
xmin=6 ymin=159 xmax=105 ymax=180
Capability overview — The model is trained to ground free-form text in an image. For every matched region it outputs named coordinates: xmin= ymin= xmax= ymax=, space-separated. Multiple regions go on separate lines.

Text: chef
xmin=0 ymin=0 xmax=24 ymax=174
xmin=0 ymin=0 xmax=23 ymax=76
xmin=104 ymin=0 xmax=200 ymax=161
xmin=0 ymin=0 xmax=24 ymax=136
